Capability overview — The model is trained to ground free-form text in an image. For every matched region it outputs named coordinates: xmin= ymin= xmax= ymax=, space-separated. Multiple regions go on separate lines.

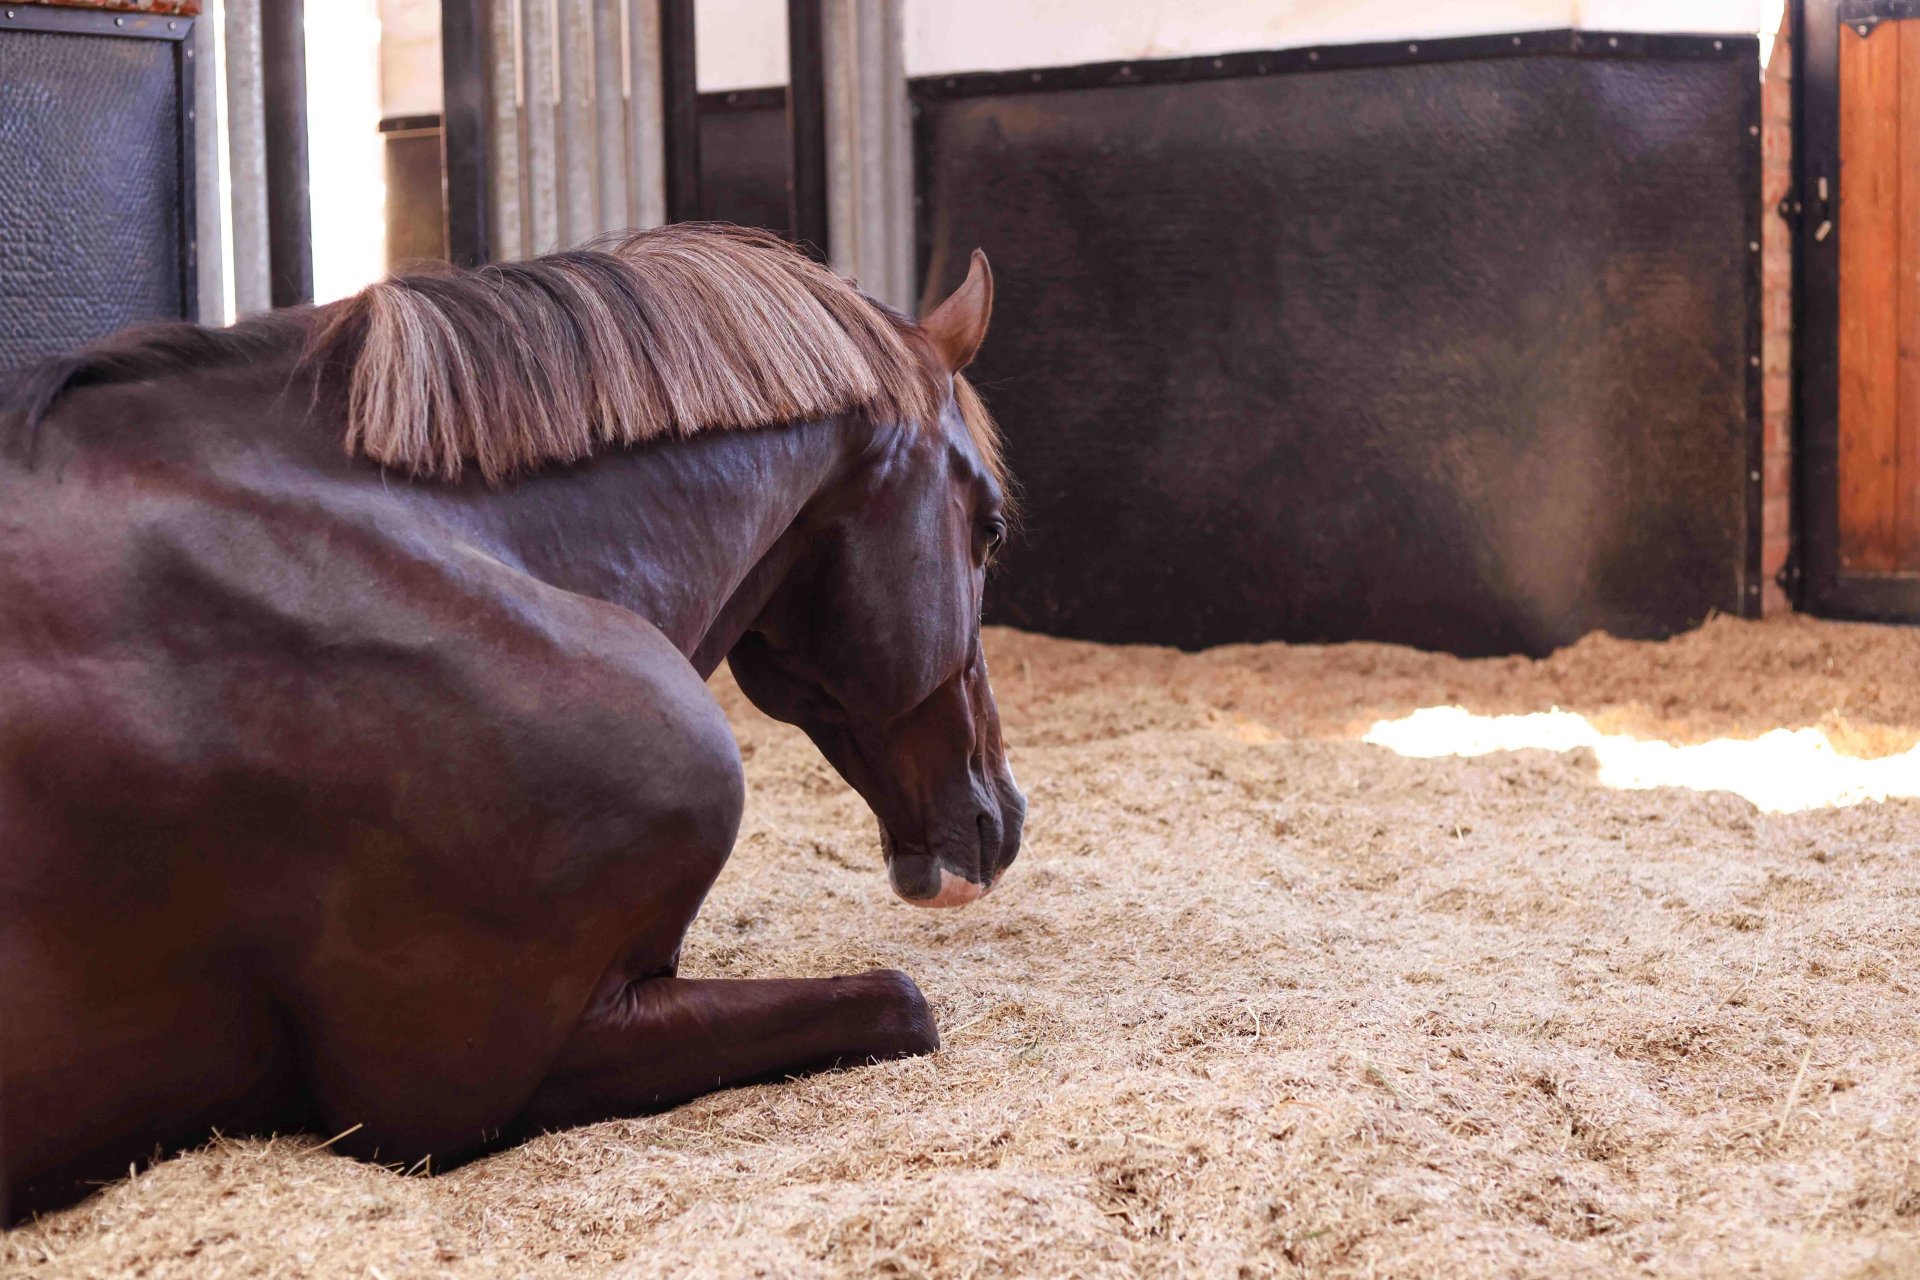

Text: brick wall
xmin=1762 ymin=12 xmax=1794 ymax=615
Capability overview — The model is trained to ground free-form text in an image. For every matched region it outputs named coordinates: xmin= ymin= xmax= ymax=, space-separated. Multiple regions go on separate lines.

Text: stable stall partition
xmin=914 ymin=32 xmax=1763 ymax=656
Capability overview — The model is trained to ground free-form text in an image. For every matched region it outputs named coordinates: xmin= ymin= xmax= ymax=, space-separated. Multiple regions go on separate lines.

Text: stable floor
xmin=8 ymin=617 xmax=1920 ymax=1279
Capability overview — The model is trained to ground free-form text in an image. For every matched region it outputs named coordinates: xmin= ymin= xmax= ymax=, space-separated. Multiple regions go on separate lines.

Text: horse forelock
xmin=308 ymin=223 xmax=1001 ymax=488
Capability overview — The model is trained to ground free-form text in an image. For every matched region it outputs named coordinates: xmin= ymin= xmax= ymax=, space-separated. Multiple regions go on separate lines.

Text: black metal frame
xmin=440 ymin=0 xmax=490 ymax=268
xmin=1789 ymin=0 xmax=1920 ymax=620
xmin=0 ymin=3 xmax=199 ymax=323
xmin=785 ymin=0 xmax=828 ymax=260
xmin=1838 ymin=0 xmax=1920 ymax=34
xmin=659 ymin=0 xmax=702 ymax=224
xmin=260 ymin=0 xmax=311 ymax=307
xmin=912 ymin=27 xmax=1767 ymax=618
xmin=913 ymin=28 xmax=1761 ymax=100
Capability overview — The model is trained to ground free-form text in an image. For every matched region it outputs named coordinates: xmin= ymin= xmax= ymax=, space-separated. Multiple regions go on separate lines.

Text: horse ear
xmin=920 ymin=249 xmax=993 ymax=374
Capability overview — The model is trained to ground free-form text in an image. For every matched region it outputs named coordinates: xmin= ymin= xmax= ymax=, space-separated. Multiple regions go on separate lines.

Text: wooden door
xmin=1837 ymin=18 xmax=1920 ymax=573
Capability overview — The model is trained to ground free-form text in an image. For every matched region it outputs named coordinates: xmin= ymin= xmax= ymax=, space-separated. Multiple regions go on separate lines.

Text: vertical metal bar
xmin=442 ymin=0 xmax=493 ymax=267
xmin=1796 ymin=0 xmax=1845 ymax=610
xmin=522 ymin=0 xmax=561 ymax=252
xmin=190 ymin=4 xmax=227 ymax=323
xmin=625 ymin=0 xmax=666 ymax=228
xmin=176 ymin=30 xmax=200 ymax=324
xmin=787 ymin=0 xmax=829 ymax=259
xmin=821 ymin=0 xmax=912 ymax=308
xmin=854 ymin=2 xmax=887 ymax=289
xmin=260 ymin=0 xmax=311 ymax=306
xmin=878 ymin=0 xmax=913 ymax=310
xmin=556 ymin=0 xmax=597 ymax=245
xmin=658 ymin=0 xmax=701 ymax=222
xmin=593 ymin=0 xmax=627 ymax=234
xmin=488 ymin=0 xmax=524 ymax=260
xmin=224 ymin=0 xmax=271 ymax=315
xmin=824 ymin=1 xmax=853 ymax=267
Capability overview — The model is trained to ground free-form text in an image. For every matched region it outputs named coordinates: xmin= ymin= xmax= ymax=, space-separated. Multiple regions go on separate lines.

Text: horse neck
xmin=462 ymin=418 xmax=854 ymax=674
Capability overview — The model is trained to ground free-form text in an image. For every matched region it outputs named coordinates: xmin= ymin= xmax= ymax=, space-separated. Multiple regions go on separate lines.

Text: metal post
xmin=190 ymin=4 xmax=227 ymax=323
xmin=787 ymin=0 xmax=828 ymax=260
xmin=658 ymin=0 xmax=701 ymax=222
xmin=822 ymin=0 xmax=913 ymax=309
xmin=522 ymin=0 xmax=561 ymax=253
xmin=260 ymin=0 xmax=312 ymax=306
xmin=442 ymin=0 xmax=493 ymax=267
xmin=224 ymin=0 xmax=271 ymax=315
xmin=556 ymin=0 xmax=597 ymax=244
xmin=486 ymin=0 xmax=524 ymax=261
xmin=593 ymin=0 xmax=627 ymax=235
xmin=625 ymin=0 xmax=667 ymax=228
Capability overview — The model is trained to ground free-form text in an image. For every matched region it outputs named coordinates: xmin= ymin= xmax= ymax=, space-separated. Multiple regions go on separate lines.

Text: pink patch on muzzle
xmin=906 ymin=869 xmax=989 ymax=909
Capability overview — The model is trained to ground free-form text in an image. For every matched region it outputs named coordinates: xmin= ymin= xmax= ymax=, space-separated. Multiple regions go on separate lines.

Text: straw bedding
xmin=7 ymin=615 xmax=1920 ymax=1278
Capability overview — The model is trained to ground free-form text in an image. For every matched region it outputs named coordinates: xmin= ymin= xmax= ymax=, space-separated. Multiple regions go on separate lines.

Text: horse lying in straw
xmin=0 ymin=224 xmax=1024 ymax=1221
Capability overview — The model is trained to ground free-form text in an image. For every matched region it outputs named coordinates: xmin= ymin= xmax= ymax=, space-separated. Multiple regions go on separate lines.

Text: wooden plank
xmin=1838 ymin=23 xmax=1903 ymax=573
xmin=1900 ymin=22 xmax=1920 ymax=568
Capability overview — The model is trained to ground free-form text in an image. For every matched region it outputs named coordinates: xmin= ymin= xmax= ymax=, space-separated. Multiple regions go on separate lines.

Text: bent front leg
xmin=514 ymin=969 xmax=938 ymax=1134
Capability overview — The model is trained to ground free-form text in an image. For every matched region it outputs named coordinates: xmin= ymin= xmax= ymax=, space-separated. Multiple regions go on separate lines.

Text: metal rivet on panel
xmin=1030 ymin=72 xmax=1040 ymax=82
xmin=1751 ymin=470 xmax=1762 ymax=482
xmin=1750 ymin=124 xmax=1760 ymax=135
xmin=115 ymin=15 xmax=124 ymax=23
xmin=1309 ymin=51 xmax=1319 ymax=62
xmin=1751 ymin=355 xmax=1761 ymax=368
xmin=1715 ymin=39 xmax=1725 ymax=49
xmin=1513 ymin=36 xmax=1522 ymax=46
xmin=1408 ymin=44 xmax=1418 ymax=53
xmin=1119 ymin=65 xmax=1132 ymax=77
xmin=1213 ymin=58 xmax=1223 ymax=69
xmin=1609 ymin=37 xmax=1618 ymax=48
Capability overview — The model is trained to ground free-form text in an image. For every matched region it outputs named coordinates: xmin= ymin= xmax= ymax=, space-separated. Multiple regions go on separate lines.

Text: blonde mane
xmin=306 ymin=223 xmax=1000 ymax=487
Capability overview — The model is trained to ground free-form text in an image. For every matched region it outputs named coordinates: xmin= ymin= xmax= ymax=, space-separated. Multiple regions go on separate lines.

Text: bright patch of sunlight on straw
xmin=1363 ymin=706 xmax=1920 ymax=814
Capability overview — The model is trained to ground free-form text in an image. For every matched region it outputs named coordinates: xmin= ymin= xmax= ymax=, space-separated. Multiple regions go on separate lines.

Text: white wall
xmin=379 ymin=0 xmax=442 ymax=115
xmin=372 ymin=2 xmax=1769 ymax=107
xmin=691 ymin=0 xmax=1765 ymax=89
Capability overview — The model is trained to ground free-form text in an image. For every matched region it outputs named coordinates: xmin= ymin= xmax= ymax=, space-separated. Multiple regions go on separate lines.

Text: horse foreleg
xmin=513 ymin=970 xmax=938 ymax=1133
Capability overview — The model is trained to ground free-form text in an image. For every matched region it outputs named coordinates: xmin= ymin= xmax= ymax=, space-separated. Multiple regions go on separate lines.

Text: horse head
xmin=728 ymin=253 xmax=1025 ymax=907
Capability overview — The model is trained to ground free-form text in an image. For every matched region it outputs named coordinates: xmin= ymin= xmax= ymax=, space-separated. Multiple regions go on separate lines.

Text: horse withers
xmin=0 ymin=225 xmax=1024 ymax=1220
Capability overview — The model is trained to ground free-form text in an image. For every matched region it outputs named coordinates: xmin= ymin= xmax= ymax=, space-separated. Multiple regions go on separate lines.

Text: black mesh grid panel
xmin=0 ymin=25 xmax=185 ymax=373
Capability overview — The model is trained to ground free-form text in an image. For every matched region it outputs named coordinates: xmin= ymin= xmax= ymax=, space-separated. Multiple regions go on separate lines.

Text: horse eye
xmin=984 ymin=520 xmax=1007 ymax=551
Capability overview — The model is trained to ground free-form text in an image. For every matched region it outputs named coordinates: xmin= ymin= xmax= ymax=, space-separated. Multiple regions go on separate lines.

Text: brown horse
xmin=0 ymin=224 xmax=1024 ymax=1222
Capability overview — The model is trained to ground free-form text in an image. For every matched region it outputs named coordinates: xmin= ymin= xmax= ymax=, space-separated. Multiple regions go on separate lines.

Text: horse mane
xmin=6 ymin=223 xmax=1005 ymax=489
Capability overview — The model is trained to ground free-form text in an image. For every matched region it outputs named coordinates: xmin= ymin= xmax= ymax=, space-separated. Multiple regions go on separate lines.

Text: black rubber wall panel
xmin=918 ymin=46 xmax=1760 ymax=656
xmin=698 ymin=93 xmax=791 ymax=236
xmin=0 ymin=23 xmax=189 ymax=373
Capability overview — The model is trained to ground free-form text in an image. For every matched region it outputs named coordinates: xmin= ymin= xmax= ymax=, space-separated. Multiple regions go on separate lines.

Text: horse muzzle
xmin=882 ymin=775 xmax=1025 ymax=908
